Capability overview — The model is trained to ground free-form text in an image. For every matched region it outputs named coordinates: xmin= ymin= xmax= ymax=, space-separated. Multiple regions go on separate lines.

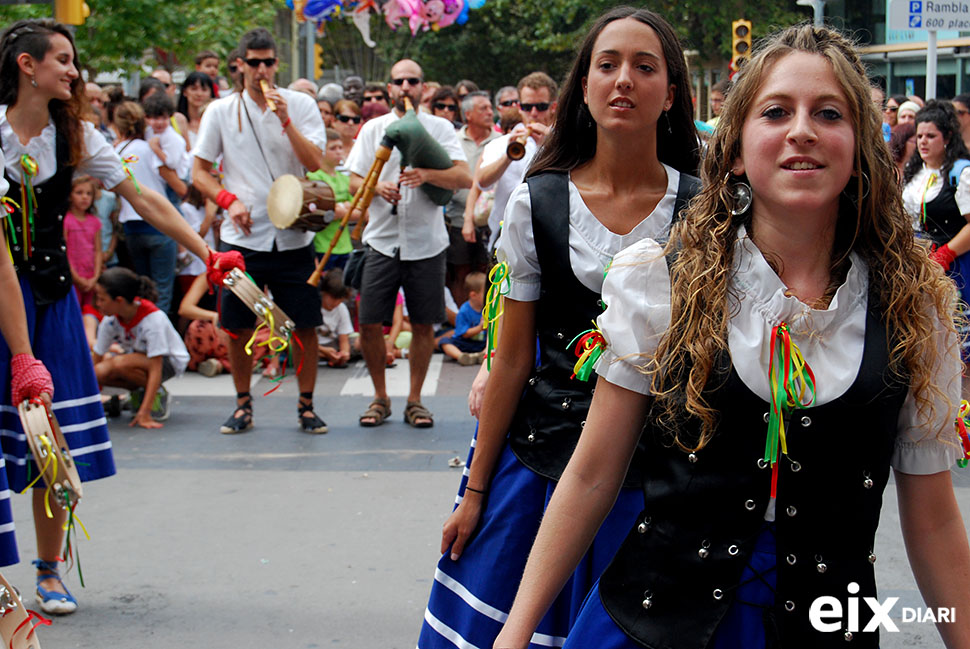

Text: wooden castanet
xmin=222 ymin=268 xmax=296 ymax=340
xmin=18 ymin=400 xmax=82 ymax=509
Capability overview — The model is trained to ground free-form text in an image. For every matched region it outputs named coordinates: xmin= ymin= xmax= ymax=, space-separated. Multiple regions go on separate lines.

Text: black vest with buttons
xmin=506 ymin=172 xmax=700 ymax=484
xmin=922 ymin=169 xmax=963 ymax=248
xmin=3 ymin=129 xmax=74 ymax=306
xmin=598 ymin=291 xmax=908 ymax=649
xmin=506 ymin=172 xmax=604 ymax=482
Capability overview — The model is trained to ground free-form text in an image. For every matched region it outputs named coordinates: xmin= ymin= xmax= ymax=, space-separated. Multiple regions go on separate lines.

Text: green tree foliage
xmin=322 ymin=0 xmax=809 ymax=90
xmin=0 ymin=0 xmax=278 ymax=75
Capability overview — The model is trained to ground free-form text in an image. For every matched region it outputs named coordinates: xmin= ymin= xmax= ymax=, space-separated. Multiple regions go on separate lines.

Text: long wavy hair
xmin=902 ymin=99 xmax=970 ymax=185
xmin=651 ymin=24 xmax=958 ymax=450
xmin=528 ymin=6 xmax=699 ymax=177
xmin=0 ymin=19 xmax=85 ymax=166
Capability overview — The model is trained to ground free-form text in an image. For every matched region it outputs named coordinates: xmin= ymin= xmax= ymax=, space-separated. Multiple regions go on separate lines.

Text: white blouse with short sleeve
xmin=902 ymin=163 xmax=970 ymax=226
xmin=595 ymin=227 xmax=962 ymax=475
xmin=496 ymin=164 xmax=681 ymax=301
xmin=0 ymin=105 xmax=126 ymax=189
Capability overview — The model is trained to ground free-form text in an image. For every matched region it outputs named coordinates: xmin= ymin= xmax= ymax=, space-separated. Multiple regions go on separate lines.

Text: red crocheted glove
xmin=205 ymin=249 xmax=246 ymax=293
xmin=930 ymin=243 xmax=958 ymax=272
xmin=10 ymin=353 xmax=53 ymax=405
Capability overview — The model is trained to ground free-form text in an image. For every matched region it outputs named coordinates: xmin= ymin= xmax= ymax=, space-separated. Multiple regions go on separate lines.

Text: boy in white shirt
xmin=317 ymin=270 xmax=354 ymax=367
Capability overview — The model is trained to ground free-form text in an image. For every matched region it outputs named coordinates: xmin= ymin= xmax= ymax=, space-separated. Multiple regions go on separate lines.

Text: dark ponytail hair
xmin=528 ymin=6 xmax=699 ymax=177
xmin=97 ymin=267 xmax=158 ymax=303
xmin=0 ymin=19 xmax=86 ymax=166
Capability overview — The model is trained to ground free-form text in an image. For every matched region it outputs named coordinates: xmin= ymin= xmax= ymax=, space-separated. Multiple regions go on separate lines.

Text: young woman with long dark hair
xmin=417 ymin=7 xmax=701 ymax=648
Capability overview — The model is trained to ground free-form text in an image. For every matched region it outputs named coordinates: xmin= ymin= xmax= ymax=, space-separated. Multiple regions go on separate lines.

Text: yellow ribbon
xmin=243 ymin=308 xmax=289 ymax=356
xmin=21 ymin=433 xmax=57 ymax=519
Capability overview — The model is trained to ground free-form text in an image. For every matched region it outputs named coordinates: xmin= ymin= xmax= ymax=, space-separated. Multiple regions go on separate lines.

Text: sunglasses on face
xmin=498 ymin=99 xmax=519 ymax=107
xmin=336 ymin=114 xmax=362 ymax=124
xmin=520 ymin=102 xmax=550 ymax=113
xmin=363 ymin=95 xmax=384 ymax=102
xmin=245 ymin=57 xmax=277 ymax=68
xmin=433 ymin=102 xmax=457 ymax=112
xmin=390 ymin=77 xmax=421 ymax=86
xmin=884 ymin=106 xmax=898 ymax=112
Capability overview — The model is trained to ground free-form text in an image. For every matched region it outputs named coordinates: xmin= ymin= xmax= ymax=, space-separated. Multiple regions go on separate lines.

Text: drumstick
xmin=260 ymin=80 xmax=277 ymax=112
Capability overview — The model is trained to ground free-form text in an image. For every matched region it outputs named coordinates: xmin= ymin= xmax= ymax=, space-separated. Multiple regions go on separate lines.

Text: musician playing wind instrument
xmin=191 ymin=27 xmax=329 ymax=435
xmin=347 ymin=58 xmax=471 ymax=429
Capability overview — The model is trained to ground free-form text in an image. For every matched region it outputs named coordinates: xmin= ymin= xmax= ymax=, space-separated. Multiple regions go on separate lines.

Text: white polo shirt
xmin=345 ymin=110 xmax=466 ymax=261
xmin=478 ymin=129 xmax=539 ymax=250
xmin=193 ymin=88 xmax=326 ymax=252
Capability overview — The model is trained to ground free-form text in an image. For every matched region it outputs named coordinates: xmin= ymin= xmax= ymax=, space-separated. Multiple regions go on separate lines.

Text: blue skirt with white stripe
xmin=562 ymin=525 xmax=779 ymax=649
xmin=0 ymin=278 xmax=116 ymax=566
xmin=417 ymin=430 xmax=644 ymax=649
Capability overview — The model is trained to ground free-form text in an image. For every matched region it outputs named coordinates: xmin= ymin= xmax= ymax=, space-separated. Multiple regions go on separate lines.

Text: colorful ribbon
xmin=956 ymin=400 xmax=970 ymax=468
xmin=122 ymin=155 xmax=142 ymax=194
xmin=920 ymin=172 xmax=939 ymax=227
xmin=8 ymin=609 xmax=51 ymax=649
xmin=0 ymin=196 xmax=20 ymax=264
xmin=765 ymin=323 xmax=816 ymax=499
xmin=262 ymin=330 xmax=304 ymax=397
xmin=61 ymin=490 xmax=89 ymax=588
xmin=569 ymin=324 xmax=606 ymax=382
xmin=18 ymin=155 xmax=37 ymax=260
xmin=484 ymin=261 xmax=510 ymax=370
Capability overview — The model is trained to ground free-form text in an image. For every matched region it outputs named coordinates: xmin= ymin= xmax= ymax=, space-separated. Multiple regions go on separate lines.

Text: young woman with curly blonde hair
xmin=495 ymin=24 xmax=970 ymax=649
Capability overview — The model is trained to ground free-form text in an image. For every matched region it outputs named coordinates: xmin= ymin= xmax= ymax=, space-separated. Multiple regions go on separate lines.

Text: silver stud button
xmin=844 ymin=631 xmax=853 ymax=641
xmin=868 ymin=553 xmax=876 ymax=564
xmin=641 ymin=597 xmax=653 ymax=610
xmin=688 ymin=453 xmax=698 ymax=463
xmin=556 ymin=332 xmax=564 ymax=340
xmin=817 ymin=562 xmax=828 ymax=574
xmin=800 ymin=416 xmax=811 ymax=427
xmin=528 ymin=377 xmax=537 ymax=386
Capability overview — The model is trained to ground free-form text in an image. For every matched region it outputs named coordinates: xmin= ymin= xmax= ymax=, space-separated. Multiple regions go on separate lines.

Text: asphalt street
xmin=3 ymin=356 xmax=968 ymax=648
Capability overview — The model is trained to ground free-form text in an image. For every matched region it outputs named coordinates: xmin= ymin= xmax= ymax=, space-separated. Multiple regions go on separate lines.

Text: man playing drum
xmin=191 ymin=27 xmax=328 ymax=435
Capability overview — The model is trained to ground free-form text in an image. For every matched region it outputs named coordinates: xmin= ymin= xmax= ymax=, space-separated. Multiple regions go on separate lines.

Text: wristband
xmin=216 ymin=189 xmax=238 ymax=211
xmin=281 ymin=117 xmax=292 ymax=132
xmin=464 ymin=485 xmax=487 ymax=495
xmin=10 ymin=353 xmax=54 ymax=405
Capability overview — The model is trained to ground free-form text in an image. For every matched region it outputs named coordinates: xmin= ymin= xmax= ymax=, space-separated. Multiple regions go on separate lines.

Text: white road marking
xmin=164 ymin=371 xmax=262 ymax=397
xmin=339 ymin=356 xmax=441 ymax=397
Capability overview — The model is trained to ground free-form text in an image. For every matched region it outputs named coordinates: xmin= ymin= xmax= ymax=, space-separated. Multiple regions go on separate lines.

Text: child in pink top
xmin=63 ymin=175 xmax=103 ymax=310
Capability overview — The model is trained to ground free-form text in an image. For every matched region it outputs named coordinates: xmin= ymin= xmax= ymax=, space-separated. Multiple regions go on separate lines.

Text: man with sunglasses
xmin=494 ymin=86 xmax=520 ymax=123
xmin=475 ymin=71 xmax=558 ymax=250
xmin=362 ymin=84 xmax=389 ymax=109
xmin=345 ymin=58 xmax=471 ymax=429
xmin=191 ymin=27 xmax=329 ymax=436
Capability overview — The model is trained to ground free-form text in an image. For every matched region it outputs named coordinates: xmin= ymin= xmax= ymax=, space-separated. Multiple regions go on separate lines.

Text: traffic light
xmin=731 ymin=19 xmax=752 ymax=73
xmin=54 ymin=0 xmax=89 ymax=25
xmin=313 ymin=42 xmax=324 ymax=80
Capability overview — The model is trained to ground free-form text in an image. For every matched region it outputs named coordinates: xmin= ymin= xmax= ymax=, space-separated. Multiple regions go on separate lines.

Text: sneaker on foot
xmin=457 ymin=352 xmax=477 ymax=366
xmin=125 ymin=388 xmax=143 ymax=412
xmin=198 ymin=358 xmax=223 ymax=377
xmin=104 ymin=394 xmax=121 ymax=418
xmin=150 ymin=386 xmax=171 ymax=421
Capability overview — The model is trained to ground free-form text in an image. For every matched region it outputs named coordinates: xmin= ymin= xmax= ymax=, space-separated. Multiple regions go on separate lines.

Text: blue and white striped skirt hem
xmin=0 ymin=279 xmax=116 ymax=566
xmin=417 ymin=431 xmax=643 ymax=649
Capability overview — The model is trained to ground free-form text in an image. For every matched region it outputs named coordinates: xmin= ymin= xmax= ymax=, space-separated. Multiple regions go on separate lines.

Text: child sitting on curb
xmin=438 ymin=272 xmax=486 ymax=366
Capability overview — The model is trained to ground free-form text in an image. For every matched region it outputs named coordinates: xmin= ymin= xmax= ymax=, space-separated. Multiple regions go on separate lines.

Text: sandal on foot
xmin=404 ymin=401 xmax=434 ymax=428
xmin=359 ymin=398 xmax=391 ymax=427
xmin=220 ymin=393 xmax=254 ymax=434
xmin=32 ymin=559 xmax=77 ymax=615
xmin=298 ymin=393 xmax=328 ymax=434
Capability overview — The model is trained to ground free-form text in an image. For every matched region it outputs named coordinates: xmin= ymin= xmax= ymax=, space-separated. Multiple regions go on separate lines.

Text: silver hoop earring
xmin=30 ymin=75 xmax=37 ymax=88
xmin=843 ymin=171 xmax=871 ymax=204
xmin=728 ymin=176 xmax=752 ymax=216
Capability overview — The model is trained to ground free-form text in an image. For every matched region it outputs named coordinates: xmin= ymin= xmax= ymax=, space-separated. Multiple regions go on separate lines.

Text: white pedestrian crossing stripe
xmin=340 ymin=356 xmax=442 ymax=397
